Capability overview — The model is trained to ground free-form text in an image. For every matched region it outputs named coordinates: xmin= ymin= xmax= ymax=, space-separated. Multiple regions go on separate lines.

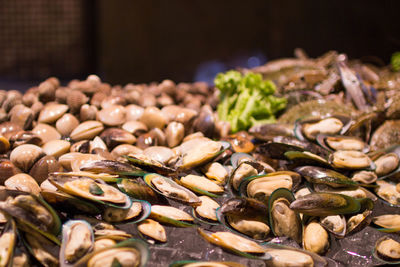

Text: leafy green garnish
xmin=215 ymin=70 xmax=286 ymax=133
xmin=391 ymin=52 xmax=400 ymax=72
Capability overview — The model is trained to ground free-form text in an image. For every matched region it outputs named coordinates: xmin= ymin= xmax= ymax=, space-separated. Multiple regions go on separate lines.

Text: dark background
xmin=0 ymin=0 xmax=399 ymax=89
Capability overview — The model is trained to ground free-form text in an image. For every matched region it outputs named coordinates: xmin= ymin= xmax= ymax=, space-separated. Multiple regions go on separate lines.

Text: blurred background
xmin=0 ymin=0 xmax=399 ymax=90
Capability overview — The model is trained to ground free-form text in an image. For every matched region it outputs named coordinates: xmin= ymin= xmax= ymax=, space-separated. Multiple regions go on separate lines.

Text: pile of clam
xmin=0 ymin=51 xmax=400 ymax=267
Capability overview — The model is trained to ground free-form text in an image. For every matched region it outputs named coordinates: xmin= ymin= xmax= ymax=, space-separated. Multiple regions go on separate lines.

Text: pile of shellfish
xmin=0 ymin=50 xmax=400 ymax=266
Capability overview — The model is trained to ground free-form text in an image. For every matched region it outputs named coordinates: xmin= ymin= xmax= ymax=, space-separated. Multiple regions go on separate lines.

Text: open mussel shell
xmin=197 ymin=228 xmax=271 ymax=260
xmin=261 ymin=242 xmax=328 ymax=267
xmin=41 ymin=189 xmax=102 ymax=215
xmin=80 ymin=159 xmax=146 ymax=177
xmin=51 ymin=170 xmax=121 ymax=183
xmin=0 ymin=188 xmax=61 ymax=244
xmin=117 ymin=178 xmax=161 ymax=203
xmin=49 ymin=173 xmax=132 ymax=209
xmin=60 ymin=220 xmax=94 ymax=267
xmin=215 ymin=207 xmax=271 ymax=242
xmin=258 ymin=138 xmax=306 ymax=160
xmin=372 ymin=236 xmax=400 ymax=264
xmin=124 ymin=154 xmax=176 ymax=176
xmin=320 ymin=215 xmax=347 ymax=238
xmin=103 ymin=199 xmax=151 ymax=224
xmin=289 ymin=192 xmax=361 ymax=216
xmin=150 ymin=205 xmax=196 ymax=227
xmin=136 ymin=218 xmax=168 ymax=245
xmin=74 ymin=238 xmax=149 ymax=267
xmin=284 ymin=151 xmax=332 ymax=168
xmin=191 ymin=196 xmax=220 ymax=225
xmin=312 ymin=183 xmax=378 ymax=202
xmin=22 ymin=229 xmax=60 ymax=266
xmin=175 ymin=174 xmax=224 ymax=198
xmin=268 ymin=188 xmax=302 ymax=244
xmin=238 ymin=171 xmax=301 ymax=203
xmin=169 ymin=260 xmax=246 ymax=267
xmin=315 ymin=134 xmax=369 ymax=153
xmin=370 ymin=144 xmax=400 ymax=180
xmin=176 ymin=141 xmax=230 ymax=170
xmin=144 ymin=173 xmax=201 ymax=205
xmin=230 ymin=153 xmax=262 ymax=171
xmin=372 ymin=214 xmax=400 ymax=233
xmin=294 ymin=166 xmax=359 ymax=188
xmin=328 ymin=150 xmax=375 ymax=170
xmin=0 ymin=219 xmax=17 ymax=267
xmin=294 ymin=115 xmax=352 ymax=141
xmin=375 ymin=180 xmax=400 ymax=207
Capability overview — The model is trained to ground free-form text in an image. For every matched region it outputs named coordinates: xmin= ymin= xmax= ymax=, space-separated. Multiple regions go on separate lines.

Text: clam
xmin=70 ymin=153 xmax=105 ymax=172
xmin=144 ymin=174 xmax=200 ymax=205
xmin=373 ymin=214 xmax=400 ymax=232
xmin=320 ymin=215 xmax=346 ymax=238
xmin=165 ymin=121 xmax=185 ymax=147
xmin=10 ymin=144 xmax=44 ymax=172
xmin=125 ymin=104 xmax=144 ymax=121
xmin=0 ymin=121 xmax=23 ymax=139
xmin=42 ymin=139 xmax=71 ymax=158
xmin=194 ymin=196 xmax=220 ymax=223
xmin=161 ymin=105 xmax=197 ymax=125
xmin=0 ymin=159 xmax=21 ymax=184
xmin=56 ymin=114 xmax=80 ymax=136
xmin=122 ymin=120 xmax=148 ymax=136
xmin=268 ymin=188 xmax=302 ymax=243
xmin=79 ymin=159 xmax=144 ymax=177
xmin=197 ymin=228 xmax=270 ymax=260
xmin=5 ymin=173 xmax=40 ymax=196
xmin=111 ymin=144 xmax=143 ymax=160
xmin=290 ymin=192 xmax=361 ymax=216
xmin=32 ymin=123 xmax=61 ymax=143
xmin=239 ymin=172 xmax=300 ymax=203
xmin=139 ymin=106 xmax=167 ymax=129
xmin=179 ymin=174 xmax=224 ymax=196
xmin=150 ymin=205 xmax=195 ymax=227
xmin=373 ymin=236 xmax=400 ymax=264
xmin=60 ymin=220 xmax=94 ymax=265
xmin=49 ymin=174 xmax=132 ymax=209
xmin=330 ymin=150 xmax=373 ymax=170
xmin=29 ymin=155 xmax=63 ymax=184
xmin=38 ymin=103 xmax=69 ymax=124
xmin=303 ymin=220 xmax=329 ymax=254
xmin=0 ymin=135 xmax=10 ymax=153
xmin=203 ymin=162 xmax=229 ymax=185
xmin=9 ymin=131 xmax=42 ymax=148
xmin=375 ymin=180 xmax=400 ymax=206
xmin=97 ymin=104 xmax=126 ymax=126
xmin=9 ymin=104 xmax=34 ymax=130
xmin=70 ymin=120 xmax=104 ymax=141
xmin=80 ymin=104 xmax=99 ymax=121
xmin=102 ymin=200 xmax=151 ymax=223
xmin=100 ymin=128 xmax=136 ymax=149
xmin=137 ymin=218 xmax=167 ymax=243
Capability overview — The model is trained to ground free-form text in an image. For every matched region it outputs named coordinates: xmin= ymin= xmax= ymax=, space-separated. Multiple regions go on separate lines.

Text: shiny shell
xmin=70 ymin=121 xmax=104 ymax=141
xmin=56 ymin=114 xmax=80 ymax=136
xmin=4 ymin=173 xmax=40 ymax=196
xmin=97 ymin=105 xmax=126 ymax=126
xmin=10 ymin=144 xmax=44 ymax=172
xmin=38 ymin=103 xmax=69 ymax=124
xmin=42 ymin=139 xmax=71 ymax=158
xmin=32 ymin=123 xmax=61 ymax=143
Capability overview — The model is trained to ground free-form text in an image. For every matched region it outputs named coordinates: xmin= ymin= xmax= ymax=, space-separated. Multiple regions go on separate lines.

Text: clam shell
xmin=5 ymin=173 xmax=40 ymax=196
xmin=10 ymin=144 xmax=44 ymax=172
xmin=38 ymin=103 xmax=69 ymax=124
xmin=97 ymin=105 xmax=126 ymax=126
xmin=42 ymin=139 xmax=71 ymax=158
xmin=56 ymin=114 xmax=80 ymax=136
xmin=70 ymin=121 xmax=104 ymax=141
xmin=32 ymin=123 xmax=61 ymax=143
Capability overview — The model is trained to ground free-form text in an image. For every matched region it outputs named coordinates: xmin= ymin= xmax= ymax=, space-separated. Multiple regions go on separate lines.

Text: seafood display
xmin=0 ymin=50 xmax=399 ymax=266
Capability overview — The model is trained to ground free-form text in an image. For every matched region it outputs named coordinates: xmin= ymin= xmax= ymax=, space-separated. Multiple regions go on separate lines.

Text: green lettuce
xmin=392 ymin=52 xmax=400 ymax=72
xmin=215 ymin=70 xmax=286 ymax=133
